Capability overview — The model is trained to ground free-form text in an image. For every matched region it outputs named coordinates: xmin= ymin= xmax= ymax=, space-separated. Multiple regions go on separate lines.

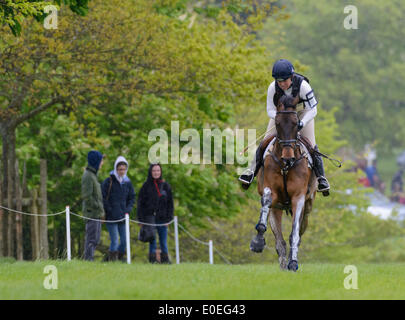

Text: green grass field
xmin=0 ymin=259 xmax=404 ymax=300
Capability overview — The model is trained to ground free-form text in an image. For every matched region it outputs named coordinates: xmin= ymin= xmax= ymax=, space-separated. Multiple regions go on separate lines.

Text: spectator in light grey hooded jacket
xmin=101 ymin=156 xmax=135 ymax=262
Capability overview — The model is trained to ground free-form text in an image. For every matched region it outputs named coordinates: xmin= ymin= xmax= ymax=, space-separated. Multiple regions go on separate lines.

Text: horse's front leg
xmin=287 ymin=194 xmax=306 ymax=271
xmin=250 ymin=187 xmax=272 ymax=253
xmin=269 ymin=208 xmax=287 ymax=270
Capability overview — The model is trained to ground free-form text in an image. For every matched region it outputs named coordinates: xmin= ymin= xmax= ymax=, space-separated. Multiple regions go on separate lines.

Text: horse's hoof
xmin=287 ymin=260 xmax=298 ymax=272
xmin=250 ymin=235 xmax=265 ymax=253
xmin=279 ymin=258 xmax=288 ymax=270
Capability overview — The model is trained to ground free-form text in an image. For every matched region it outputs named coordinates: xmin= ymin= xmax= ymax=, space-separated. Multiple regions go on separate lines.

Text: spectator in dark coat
xmin=137 ymin=163 xmax=174 ymax=264
xmin=101 ymin=156 xmax=135 ymax=261
xmin=82 ymin=150 xmax=105 ymax=261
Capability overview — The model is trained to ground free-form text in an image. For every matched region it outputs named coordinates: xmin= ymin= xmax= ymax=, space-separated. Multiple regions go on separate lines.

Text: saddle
xmin=260 ymin=134 xmax=276 ymax=152
xmin=261 ymin=134 xmax=314 ymax=169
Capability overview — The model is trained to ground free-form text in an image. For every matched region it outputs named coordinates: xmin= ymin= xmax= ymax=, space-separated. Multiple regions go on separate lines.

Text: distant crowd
xmin=353 ymin=157 xmax=405 ymax=205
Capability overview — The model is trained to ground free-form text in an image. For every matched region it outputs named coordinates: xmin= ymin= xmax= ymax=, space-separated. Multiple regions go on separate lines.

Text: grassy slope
xmin=0 ymin=260 xmax=404 ymax=300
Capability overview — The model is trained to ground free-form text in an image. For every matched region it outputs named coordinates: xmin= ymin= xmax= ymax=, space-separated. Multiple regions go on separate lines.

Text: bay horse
xmin=250 ymin=95 xmax=317 ymax=271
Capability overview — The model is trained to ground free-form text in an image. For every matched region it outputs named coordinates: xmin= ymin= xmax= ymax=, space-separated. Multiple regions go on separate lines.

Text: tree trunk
xmin=39 ymin=159 xmax=49 ymax=260
xmin=15 ymin=160 xmax=23 ymax=261
xmin=78 ymin=233 xmax=82 ymax=259
xmin=7 ymin=158 xmax=15 ymax=257
xmin=2 ymin=124 xmax=17 ymax=258
xmin=30 ymin=188 xmax=40 ymax=260
xmin=53 ymin=216 xmax=58 ymax=259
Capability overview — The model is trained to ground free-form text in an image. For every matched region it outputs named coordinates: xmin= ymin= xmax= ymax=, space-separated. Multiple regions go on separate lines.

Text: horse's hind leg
xmin=269 ymin=208 xmax=287 ymax=270
xmin=250 ymin=187 xmax=272 ymax=253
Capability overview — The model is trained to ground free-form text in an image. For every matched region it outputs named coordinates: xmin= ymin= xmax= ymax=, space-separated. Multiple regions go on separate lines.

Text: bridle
xmin=276 ymin=110 xmax=299 ymax=150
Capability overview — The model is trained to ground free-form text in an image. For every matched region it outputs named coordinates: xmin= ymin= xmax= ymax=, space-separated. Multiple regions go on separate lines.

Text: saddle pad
xmin=263 ymin=137 xmax=276 ymax=160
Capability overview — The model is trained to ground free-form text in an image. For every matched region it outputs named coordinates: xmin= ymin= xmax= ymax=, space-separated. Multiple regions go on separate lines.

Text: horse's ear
xmin=280 ymin=95 xmax=298 ymax=109
xmin=278 ymin=95 xmax=288 ymax=109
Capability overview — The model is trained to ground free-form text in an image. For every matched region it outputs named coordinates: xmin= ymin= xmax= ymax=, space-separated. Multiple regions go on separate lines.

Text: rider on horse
xmin=239 ymin=59 xmax=330 ymax=195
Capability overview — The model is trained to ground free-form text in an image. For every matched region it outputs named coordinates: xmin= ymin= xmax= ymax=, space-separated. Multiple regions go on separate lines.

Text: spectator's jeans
xmin=149 ymin=226 xmax=168 ymax=254
xmin=106 ymin=221 xmax=126 ymax=253
xmin=84 ymin=220 xmax=101 ymax=261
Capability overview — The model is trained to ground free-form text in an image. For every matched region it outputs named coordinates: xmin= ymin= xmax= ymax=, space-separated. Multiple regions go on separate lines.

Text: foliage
xmin=2 ymin=0 xmax=404 ymax=264
xmin=0 ymin=0 xmax=90 ymax=36
xmin=1 ymin=0 xmax=274 ymax=259
xmin=261 ymin=0 xmax=405 ymax=155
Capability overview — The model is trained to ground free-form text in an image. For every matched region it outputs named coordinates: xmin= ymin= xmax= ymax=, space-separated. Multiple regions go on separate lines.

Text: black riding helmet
xmin=272 ymin=59 xmax=294 ymax=80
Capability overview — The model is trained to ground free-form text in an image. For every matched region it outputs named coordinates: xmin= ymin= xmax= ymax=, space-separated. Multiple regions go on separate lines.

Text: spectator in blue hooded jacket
xmin=101 ymin=156 xmax=135 ymax=262
xmin=82 ymin=150 xmax=105 ymax=261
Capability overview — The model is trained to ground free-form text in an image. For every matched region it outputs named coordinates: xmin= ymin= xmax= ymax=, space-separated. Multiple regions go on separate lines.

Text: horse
xmin=250 ymin=95 xmax=317 ymax=271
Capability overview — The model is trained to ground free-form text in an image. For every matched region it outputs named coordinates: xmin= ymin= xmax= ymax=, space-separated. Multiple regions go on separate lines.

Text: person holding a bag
xmin=101 ymin=156 xmax=135 ymax=262
xmin=137 ymin=163 xmax=174 ymax=264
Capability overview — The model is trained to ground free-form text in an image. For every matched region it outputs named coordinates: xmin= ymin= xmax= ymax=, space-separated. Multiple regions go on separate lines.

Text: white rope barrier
xmin=174 ymin=216 xmax=180 ymax=264
xmin=177 ymin=223 xmax=232 ymax=264
xmin=66 ymin=206 xmax=71 ymax=261
xmin=0 ymin=203 xmax=231 ymax=265
xmin=129 ymin=218 xmax=175 ymax=226
xmin=125 ymin=213 xmax=131 ymax=264
xmin=213 ymin=247 xmax=232 ymax=265
xmin=178 ymin=223 xmax=210 ymax=246
xmin=0 ymin=205 xmax=65 ymax=217
xmin=69 ymin=211 xmax=126 ymax=223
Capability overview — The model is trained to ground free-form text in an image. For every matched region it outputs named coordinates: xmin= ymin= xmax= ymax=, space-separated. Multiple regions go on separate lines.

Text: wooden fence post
xmin=39 ymin=159 xmax=49 ymax=260
xmin=15 ymin=159 xmax=23 ymax=261
xmin=31 ymin=189 xmax=40 ymax=260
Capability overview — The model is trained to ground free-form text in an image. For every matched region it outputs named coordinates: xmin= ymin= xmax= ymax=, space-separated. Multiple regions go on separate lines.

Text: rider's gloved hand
xmin=298 ymin=120 xmax=304 ymax=131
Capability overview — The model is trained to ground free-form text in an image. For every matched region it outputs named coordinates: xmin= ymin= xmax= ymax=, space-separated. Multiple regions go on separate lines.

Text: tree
xmin=0 ymin=0 xmax=90 ymax=36
xmin=1 ymin=0 xmax=276 ymax=259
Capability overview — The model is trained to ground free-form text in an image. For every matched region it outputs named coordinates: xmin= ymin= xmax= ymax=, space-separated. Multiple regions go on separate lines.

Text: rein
xmin=269 ymin=109 xmax=308 ymax=215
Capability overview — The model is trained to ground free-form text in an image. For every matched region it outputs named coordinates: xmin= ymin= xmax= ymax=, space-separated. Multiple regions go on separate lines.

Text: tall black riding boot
xmin=239 ymin=142 xmax=265 ymax=190
xmin=313 ymin=145 xmax=330 ymax=196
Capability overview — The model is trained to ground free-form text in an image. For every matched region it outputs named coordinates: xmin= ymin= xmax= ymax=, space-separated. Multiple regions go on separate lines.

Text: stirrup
xmin=317 ymin=176 xmax=330 ymax=196
xmin=238 ymin=169 xmax=254 ymax=185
